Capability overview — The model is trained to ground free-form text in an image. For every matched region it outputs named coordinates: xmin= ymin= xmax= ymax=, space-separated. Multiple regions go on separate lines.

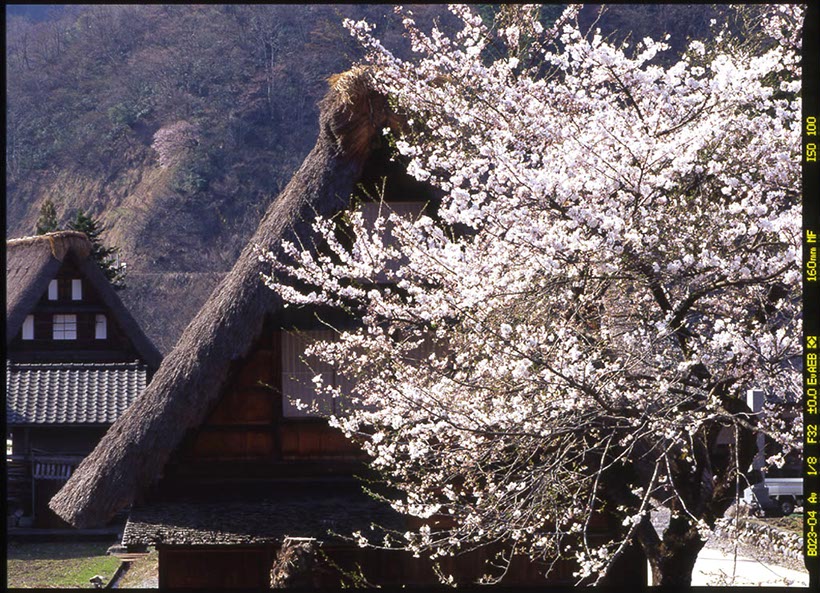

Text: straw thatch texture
xmin=7 ymin=231 xmax=91 ymax=342
xmin=6 ymin=231 xmax=161 ymax=370
xmin=50 ymin=69 xmax=401 ymax=528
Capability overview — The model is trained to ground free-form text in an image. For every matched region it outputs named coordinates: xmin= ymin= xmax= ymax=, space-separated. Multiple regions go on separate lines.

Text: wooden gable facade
xmin=10 ymin=253 xmax=145 ymax=363
xmin=124 ymin=317 xmax=586 ymax=588
xmin=122 ymin=310 xmax=642 ymax=588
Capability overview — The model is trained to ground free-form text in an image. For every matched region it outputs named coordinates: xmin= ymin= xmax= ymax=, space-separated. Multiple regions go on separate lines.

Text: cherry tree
xmin=263 ymin=4 xmax=803 ymax=586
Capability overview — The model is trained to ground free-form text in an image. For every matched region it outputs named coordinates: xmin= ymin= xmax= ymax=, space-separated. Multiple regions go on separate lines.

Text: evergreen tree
xmin=34 ymin=198 xmax=59 ymax=234
xmin=69 ymin=210 xmax=127 ymax=289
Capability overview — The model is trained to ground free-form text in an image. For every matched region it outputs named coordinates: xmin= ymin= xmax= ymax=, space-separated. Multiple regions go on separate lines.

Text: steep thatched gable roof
xmin=50 ymin=69 xmax=402 ymax=528
xmin=7 ymin=231 xmax=90 ymax=340
xmin=6 ymin=231 xmax=162 ymax=370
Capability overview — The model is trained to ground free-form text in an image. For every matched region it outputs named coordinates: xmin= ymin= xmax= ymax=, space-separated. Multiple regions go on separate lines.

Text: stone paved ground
xmin=692 ymin=546 xmax=809 ymax=586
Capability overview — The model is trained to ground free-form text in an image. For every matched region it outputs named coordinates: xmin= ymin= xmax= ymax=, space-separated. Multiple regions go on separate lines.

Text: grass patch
xmin=7 ymin=541 xmax=121 ymax=588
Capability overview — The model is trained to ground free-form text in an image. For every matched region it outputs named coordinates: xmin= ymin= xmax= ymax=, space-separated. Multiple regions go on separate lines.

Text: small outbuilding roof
xmin=7 ymin=361 xmax=149 ymax=425
xmin=122 ymin=480 xmax=403 ymax=546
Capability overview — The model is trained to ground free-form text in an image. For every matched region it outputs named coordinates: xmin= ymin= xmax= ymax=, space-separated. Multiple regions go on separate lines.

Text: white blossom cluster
xmin=151 ymin=120 xmax=199 ymax=169
xmin=262 ymin=4 xmax=802 ymax=584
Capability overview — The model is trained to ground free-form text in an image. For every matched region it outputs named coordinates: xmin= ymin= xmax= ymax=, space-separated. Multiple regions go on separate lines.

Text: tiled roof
xmin=6 ymin=361 xmax=147 ymax=425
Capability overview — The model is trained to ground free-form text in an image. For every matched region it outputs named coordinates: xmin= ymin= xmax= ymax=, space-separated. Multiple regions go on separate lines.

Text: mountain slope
xmin=5 ymin=5 xmax=455 ymax=353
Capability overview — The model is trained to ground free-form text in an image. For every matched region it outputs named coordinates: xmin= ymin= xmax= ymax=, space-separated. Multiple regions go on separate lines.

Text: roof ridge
xmin=7 ymin=360 xmax=145 ymax=368
xmin=7 ymin=231 xmax=93 ymax=260
xmin=7 ymin=230 xmax=90 ymax=245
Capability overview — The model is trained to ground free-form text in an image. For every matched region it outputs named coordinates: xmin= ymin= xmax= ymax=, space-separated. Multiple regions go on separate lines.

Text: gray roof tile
xmin=6 ymin=361 xmax=147 ymax=425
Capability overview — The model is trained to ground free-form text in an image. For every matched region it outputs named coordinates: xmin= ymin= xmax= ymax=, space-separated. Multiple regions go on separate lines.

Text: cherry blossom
xmin=262 ymin=4 xmax=803 ymax=586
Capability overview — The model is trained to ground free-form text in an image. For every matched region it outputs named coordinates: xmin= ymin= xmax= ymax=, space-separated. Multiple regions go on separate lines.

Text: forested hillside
xmin=5 ymin=4 xmax=720 ymax=353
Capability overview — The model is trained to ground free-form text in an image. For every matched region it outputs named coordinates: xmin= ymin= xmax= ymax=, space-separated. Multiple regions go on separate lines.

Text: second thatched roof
xmin=6 ymin=231 xmax=161 ymax=370
xmin=50 ymin=68 xmax=402 ymax=528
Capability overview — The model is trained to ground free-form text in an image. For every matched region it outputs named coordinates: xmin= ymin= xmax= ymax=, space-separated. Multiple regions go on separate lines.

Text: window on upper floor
xmin=281 ymin=329 xmax=353 ymax=418
xmin=53 ymin=314 xmax=77 ymax=340
xmin=95 ymin=314 xmax=107 ymax=339
xmin=22 ymin=315 xmax=35 ymax=340
xmin=48 ymin=279 xmax=58 ymax=300
xmin=71 ymin=279 xmax=82 ymax=300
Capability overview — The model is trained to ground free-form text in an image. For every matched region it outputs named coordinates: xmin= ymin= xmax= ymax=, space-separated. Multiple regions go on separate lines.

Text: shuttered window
xmin=95 ymin=314 xmax=107 ymax=339
xmin=281 ymin=330 xmax=349 ymax=417
xmin=71 ymin=279 xmax=82 ymax=300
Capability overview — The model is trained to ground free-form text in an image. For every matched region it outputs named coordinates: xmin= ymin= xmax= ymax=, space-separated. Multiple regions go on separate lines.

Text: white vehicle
xmin=745 ymin=477 xmax=803 ymax=516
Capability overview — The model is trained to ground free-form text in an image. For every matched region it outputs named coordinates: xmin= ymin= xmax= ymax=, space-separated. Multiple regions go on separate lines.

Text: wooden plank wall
xmin=189 ymin=347 xmax=279 ymax=460
xmin=158 ymin=543 xmax=576 ymax=588
xmin=181 ymin=328 xmax=361 ymax=463
xmin=159 ymin=546 xmax=273 ymax=589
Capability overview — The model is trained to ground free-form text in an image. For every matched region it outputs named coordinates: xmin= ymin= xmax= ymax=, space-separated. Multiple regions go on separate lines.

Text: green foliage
xmin=35 ymin=198 xmax=60 ymax=234
xmin=68 ymin=210 xmax=127 ymax=289
xmin=169 ymin=144 xmax=219 ymax=195
xmin=172 ymin=164 xmax=208 ymax=194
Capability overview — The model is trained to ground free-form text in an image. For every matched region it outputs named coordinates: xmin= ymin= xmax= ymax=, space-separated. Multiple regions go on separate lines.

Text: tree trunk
xmin=648 ymin=540 xmax=702 ymax=586
xmin=639 ymin=514 xmax=706 ymax=587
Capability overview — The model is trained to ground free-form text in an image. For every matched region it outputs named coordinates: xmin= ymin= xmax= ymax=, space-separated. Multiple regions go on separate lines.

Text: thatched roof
xmin=7 ymin=231 xmax=91 ymax=340
xmin=6 ymin=231 xmax=161 ymax=370
xmin=50 ymin=69 xmax=403 ymax=528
